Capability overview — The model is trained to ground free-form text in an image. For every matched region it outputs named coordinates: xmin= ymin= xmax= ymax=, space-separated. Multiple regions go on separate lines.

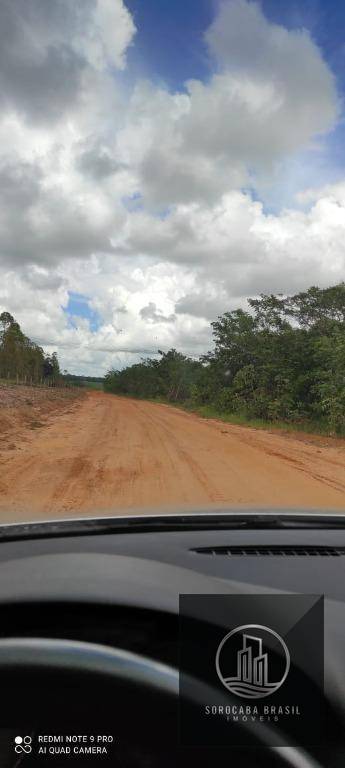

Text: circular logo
xmin=215 ymin=624 xmax=290 ymax=699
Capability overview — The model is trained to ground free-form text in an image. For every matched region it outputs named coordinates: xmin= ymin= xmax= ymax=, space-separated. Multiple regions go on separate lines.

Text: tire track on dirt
xmin=0 ymin=392 xmax=344 ymax=521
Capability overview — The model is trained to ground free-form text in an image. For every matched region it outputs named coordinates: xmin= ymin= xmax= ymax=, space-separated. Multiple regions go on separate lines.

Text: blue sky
xmin=64 ymin=293 xmax=101 ymax=333
xmin=125 ymin=0 xmax=214 ymax=90
xmin=125 ymin=0 xmax=345 ymax=90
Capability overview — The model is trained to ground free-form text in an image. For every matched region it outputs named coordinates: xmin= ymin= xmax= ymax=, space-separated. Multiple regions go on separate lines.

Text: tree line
xmin=61 ymin=374 xmax=104 ymax=389
xmin=104 ymin=284 xmax=345 ymax=434
xmin=0 ymin=311 xmax=61 ymax=385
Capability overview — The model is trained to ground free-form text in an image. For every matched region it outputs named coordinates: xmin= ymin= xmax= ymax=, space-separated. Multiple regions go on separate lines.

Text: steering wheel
xmin=0 ymin=637 xmax=324 ymax=768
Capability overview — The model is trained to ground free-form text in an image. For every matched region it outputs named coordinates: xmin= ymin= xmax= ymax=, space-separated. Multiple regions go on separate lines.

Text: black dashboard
xmin=1 ymin=515 xmax=345 ymax=609
xmin=0 ymin=512 xmax=344 ymax=767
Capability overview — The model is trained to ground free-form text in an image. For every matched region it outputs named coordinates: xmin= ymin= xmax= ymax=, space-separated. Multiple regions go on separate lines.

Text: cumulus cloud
xmin=86 ymin=0 xmax=136 ymax=70
xmin=113 ymin=183 xmax=345 ymax=301
xmin=2 ymin=178 xmax=345 ymax=373
xmin=0 ymin=256 xmax=208 ymax=374
xmin=139 ymin=302 xmax=176 ymax=324
xmin=0 ymin=0 xmax=343 ymax=373
xmin=118 ymin=0 xmax=338 ymax=206
xmin=75 ymin=140 xmax=125 ymax=179
xmin=0 ymin=153 xmax=126 ymax=266
xmin=0 ymin=0 xmax=135 ymax=123
xmin=175 ymin=294 xmax=230 ymax=321
xmin=0 ymin=0 xmax=135 ymax=268
xmin=114 ymin=192 xmax=266 ymax=266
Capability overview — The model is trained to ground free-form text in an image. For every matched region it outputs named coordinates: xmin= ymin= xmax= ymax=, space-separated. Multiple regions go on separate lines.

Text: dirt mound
xmin=0 ymin=384 xmax=83 ymax=452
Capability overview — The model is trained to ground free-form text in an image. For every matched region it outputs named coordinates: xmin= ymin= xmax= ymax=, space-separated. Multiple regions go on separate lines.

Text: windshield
xmin=0 ymin=0 xmax=344 ymax=524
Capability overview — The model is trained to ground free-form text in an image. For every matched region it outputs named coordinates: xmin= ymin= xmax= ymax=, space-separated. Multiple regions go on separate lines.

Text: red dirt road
xmin=0 ymin=391 xmax=344 ymax=521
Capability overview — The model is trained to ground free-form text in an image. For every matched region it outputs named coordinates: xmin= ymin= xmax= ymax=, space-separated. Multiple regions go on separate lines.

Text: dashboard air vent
xmin=190 ymin=545 xmax=345 ymax=557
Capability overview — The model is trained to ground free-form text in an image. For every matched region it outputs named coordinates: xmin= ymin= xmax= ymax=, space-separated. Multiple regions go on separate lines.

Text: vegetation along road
xmin=0 ymin=390 xmax=344 ymax=522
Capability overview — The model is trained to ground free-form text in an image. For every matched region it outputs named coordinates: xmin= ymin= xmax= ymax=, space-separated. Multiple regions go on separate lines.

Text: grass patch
xmin=104 ymin=390 xmax=344 ymax=439
xmin=152 ymin=398 xmax=342 ymax=438
xmin=184 ymin=404 xmax=336 ymax=435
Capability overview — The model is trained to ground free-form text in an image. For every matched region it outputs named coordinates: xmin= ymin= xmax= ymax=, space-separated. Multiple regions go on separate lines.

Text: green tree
xmin=104 ymin=283 xmax=345 ymax=435
xmin=0 ymin=311 xmax=60 ymax=384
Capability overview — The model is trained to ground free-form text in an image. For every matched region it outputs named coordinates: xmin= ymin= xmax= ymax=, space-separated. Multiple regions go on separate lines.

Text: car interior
xmin=0 ymin=510 xmax=344 ymax=767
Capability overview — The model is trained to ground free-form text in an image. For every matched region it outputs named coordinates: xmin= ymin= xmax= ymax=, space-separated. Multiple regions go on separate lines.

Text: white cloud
xmin=118 ymin=0 xmax=338 ymax=206
xmin=86 ymin=0 xmax=136 ymax=70
xmin=139 ymin=302 xmax=176 ymax=324
xmin=111 ymin=183 xmax=345 ymax=302
xmin=0 ymin=0 xmax=136 ymax=123
xmin=2 ymin=181 xmax=345 ymax=374
xmin=0 ymin=0 xmax=343 ymax=373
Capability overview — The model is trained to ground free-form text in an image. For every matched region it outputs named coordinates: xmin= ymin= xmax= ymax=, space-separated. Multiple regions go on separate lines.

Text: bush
xmin=318 ymin=393 xmax=345 ymax=435
xmin=216 ymin=387 xmax=235 ymax=412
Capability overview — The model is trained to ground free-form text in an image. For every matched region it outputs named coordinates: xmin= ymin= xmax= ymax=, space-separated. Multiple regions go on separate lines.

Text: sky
xmin=0 ymin=0 xmax=345 ymax=375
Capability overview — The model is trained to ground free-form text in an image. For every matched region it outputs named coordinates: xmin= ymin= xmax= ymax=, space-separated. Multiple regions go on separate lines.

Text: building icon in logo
xmin=216 ymin=624 xmax=290 ymax=699
xmin=237 ymin=634 xmax=268 ymax=687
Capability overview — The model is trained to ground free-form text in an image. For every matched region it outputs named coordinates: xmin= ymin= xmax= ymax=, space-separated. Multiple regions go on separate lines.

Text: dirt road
xmin=0 ymin=391 xmax=344 ymax=521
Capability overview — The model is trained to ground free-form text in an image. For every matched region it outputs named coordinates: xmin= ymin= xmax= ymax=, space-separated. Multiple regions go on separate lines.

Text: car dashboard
xmin=0 ymin=512 xmax=344 ymax=767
